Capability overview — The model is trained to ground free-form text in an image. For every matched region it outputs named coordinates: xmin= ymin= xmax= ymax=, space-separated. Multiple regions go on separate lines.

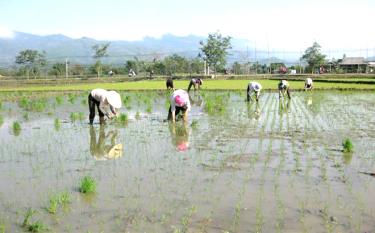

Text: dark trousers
xmin=168 ymin=106 xmax=186 ymax=120
xmin=88 ymin=94 xmax=105 ymax=124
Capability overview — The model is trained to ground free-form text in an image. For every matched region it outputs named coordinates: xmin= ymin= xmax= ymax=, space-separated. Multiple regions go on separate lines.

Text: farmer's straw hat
xmin=107 ymin=91 xmax=122 ymax=108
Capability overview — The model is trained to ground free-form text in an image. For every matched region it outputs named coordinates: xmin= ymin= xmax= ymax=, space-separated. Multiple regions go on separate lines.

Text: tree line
xmin=0 ymin=32 xmax=334 ymax=79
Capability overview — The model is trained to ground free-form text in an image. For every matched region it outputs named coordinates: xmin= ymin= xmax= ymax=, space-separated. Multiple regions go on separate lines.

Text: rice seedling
xmin=19 ymin=97 xmax=30 ymax=109
xmin=0 ymin=115 xmax=3 ymax=127
xmin=0 ymin=223 xmax=4 ymax=233
xmin=79 ymin=176 xmax=96 ymax=194
xmin=117 ymin=113 xmax=128 ymax=124
xmin=23 ymin=112 xmax=29 ymax=121
xmin=0 ymin=101 xmax=2 ymax=110
xmin=81 ymin=98 xmax=87 ymax=105
xmin=70 ymin=112 xmax=85 ymax=122
xmin=12 ymin=121 xmax=21 ymax=135
xmin=68 ymin=94 xmax=76 ymax=104
xmin=145 ymin=104 xmax=152 ymax=113
xmin=55 ymin=96 xmax=63 ymax=105
xmin=342 ymin=138 xmax=353 ymax=153
xmin=27 ymin=221 xmax=47 ymax=232
xmin=47 ymin=192 xmax=71 ymax=214
xmin=29 ymin=100 xmax=47 ymax=112
xmin=54 ymin=118 xmax=61 ymax=131
xmin=22 ymin=209 xmax=35 ymax=228
xmin=190 ymin=119 xmax=198 ymax=129
xmin=135 ymin=111 xmax=141 ymax=120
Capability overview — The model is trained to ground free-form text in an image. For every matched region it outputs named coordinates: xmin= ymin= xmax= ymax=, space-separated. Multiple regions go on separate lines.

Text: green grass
xmin=79 ymin=176 xmax=96 ymax=194
xmin=1 ymin=79 xmax=374 ymax=92
xmin=342 ymin=138 xmax=354 ymax=153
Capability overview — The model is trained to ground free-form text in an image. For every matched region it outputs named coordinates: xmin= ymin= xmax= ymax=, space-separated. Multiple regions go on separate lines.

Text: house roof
xmin=368 ymin=62 xmax=375 ymax=67
xmin=340 ymin=57 xmax=366 ymax=65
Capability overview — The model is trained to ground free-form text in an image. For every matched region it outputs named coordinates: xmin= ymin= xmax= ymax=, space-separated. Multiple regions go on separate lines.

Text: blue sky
xmin=0 ymin=0 xmax=374 ymax=50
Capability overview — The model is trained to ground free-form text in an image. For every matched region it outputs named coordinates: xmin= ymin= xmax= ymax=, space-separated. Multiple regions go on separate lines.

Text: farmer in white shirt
xmin=278 ymin=80 xmax=291 ymax=99
xmin=88 ymin=89 xmax=122 ymax=124
xmin=304 ymin=78 xmax=313 ymax=91
xmin=247 ymin=81 xmax=262 ymax=102
xmin=168 ymin=89 xmax=191 ymax=122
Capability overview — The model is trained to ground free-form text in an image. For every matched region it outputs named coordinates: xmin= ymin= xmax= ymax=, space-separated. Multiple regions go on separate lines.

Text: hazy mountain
xmin=0 ymin=31 xmax=292 ymax=66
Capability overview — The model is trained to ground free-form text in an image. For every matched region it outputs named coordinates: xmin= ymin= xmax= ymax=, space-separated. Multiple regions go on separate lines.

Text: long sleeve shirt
xmin=90 ymin=89 xmax=113 ymax=116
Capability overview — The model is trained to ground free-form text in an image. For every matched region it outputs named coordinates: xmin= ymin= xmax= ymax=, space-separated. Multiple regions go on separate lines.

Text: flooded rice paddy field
xmin=0 ymin=90 xmax=375 ymax=233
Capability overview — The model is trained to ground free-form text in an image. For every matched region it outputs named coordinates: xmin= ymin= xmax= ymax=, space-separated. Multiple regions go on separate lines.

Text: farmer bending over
xmin=247 ymin=81 xmax=262 ymax=102
xmin=166 ymin=77 xmax=174 ymax=90
xmin=168 ymin=89 xmax=191 ymax=122
xmin=187 ymin=78 xmax=203 ymax=92
xmin=304 ymin=78 xmax=313 ymax=91
xmin=278 ymin=80 xmax=291 ymax=99
xmin=88 ymin=88 xmax=122 ymax=124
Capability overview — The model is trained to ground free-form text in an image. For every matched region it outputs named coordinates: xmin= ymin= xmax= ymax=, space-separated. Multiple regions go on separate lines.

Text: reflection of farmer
xmin=89 ymin=125 xmax=123 ymax=160
xmin=166 ymin=77 xmax=174 ymax=90
xmin=247 ymin=81 xmax=262 ymax=102
xmin=190 ymin=92 xmax=203 ymax=107
xmin=168 ymin=89 xmax=191 ymax=122
xmin=304 ymin=78 xmax=313 ymax=91
xmin=187 ymin=78 xmax=203 ymax=92
xmin=247 ymin=102 xmax=261 ymax=120
xmin=88 ymin=89 xmax=122 ymax=125
xmin=278 ymin=99 xmax=291 ymax=116
xmin=278 ymin=80 xmax=291 ymax=99
xmin=169 ymin=122 xmax=190 ymax=152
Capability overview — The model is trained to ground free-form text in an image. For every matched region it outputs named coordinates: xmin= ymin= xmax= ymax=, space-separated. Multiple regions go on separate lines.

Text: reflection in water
xmin=169 ymin=122 xmax=190 ymax=152
xmin=89 ymin=125 xmax=123 ymax=160
xmin=278 ymin=99 xmax=291 ymax=116
xmin=342 ymin=152 xmax=353 ymax=165
xmin=307 ymin=96 xmax=313 ymax=106
xmin=189 ymin=92 xmax=203 ymax=107
xmin=247 ymin=102 xmax=261 ymax=120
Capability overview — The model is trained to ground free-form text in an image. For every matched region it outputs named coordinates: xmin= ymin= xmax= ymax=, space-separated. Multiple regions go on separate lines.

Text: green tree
xmin=164 ymin=54 xmax=189 ymax=75
xmin=189 ymin=58 xmax=204 ymax=74
xmin=92 ymin=43 xmax=110 ymax=77
xmin=49 ymin=63 xmax=65 ymax=78
xmin=199 ymin=31 xmax=232 ymax=74
xmin=301 ymin=42 xmax=326 ymax=73
xmin=15 ymin=50 xmax=46 ymax=79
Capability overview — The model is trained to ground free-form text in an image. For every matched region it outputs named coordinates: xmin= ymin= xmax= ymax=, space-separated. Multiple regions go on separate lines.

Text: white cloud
xmin=0 ymin=26 xmax=14 ymax=38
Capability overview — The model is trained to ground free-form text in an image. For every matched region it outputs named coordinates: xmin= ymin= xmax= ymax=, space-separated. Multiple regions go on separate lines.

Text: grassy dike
xmin=0 ymin=79 xmax=374 ymax=92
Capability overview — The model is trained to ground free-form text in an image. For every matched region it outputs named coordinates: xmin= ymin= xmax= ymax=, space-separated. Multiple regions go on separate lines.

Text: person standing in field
xmin=88 ymin=88 xmax=122 ymax=124
xmin=304 ymin=78 xmax=313 ymax=91
xmin=278 ymin=80 xmax=291 ymax=99
xmin=187 ymin=78 xmax=203 ymax=92
xmin=247 ymin=81 xmax=262 ymax=102
xmin=168 ymin=89 xmax=191 ymax=122
xmin=166 ymin=77 xmax=174 ymax=90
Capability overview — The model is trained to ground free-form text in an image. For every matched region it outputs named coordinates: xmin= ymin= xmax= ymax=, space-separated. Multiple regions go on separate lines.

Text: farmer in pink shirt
xmin=168 ymin=89 xmax=191 ymax=122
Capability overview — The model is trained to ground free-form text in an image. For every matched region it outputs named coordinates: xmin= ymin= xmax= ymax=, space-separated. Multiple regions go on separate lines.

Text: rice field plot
xmin=0 ymin=90 xmax=374 ymax=232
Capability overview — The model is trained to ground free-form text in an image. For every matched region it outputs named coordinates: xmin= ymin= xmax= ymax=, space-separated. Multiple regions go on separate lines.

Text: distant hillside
xmin=0 ymin=32 xmax=263 ymax=66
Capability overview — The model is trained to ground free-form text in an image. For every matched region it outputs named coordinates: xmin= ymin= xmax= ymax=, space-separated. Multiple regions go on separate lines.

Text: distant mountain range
xmin=0 ymin=31 xmax=298 ymax=66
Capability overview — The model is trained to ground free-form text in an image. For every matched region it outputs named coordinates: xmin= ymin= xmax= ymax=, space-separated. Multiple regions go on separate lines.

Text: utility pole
xmin=65 ymin=59 xmax=69 ymax=79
